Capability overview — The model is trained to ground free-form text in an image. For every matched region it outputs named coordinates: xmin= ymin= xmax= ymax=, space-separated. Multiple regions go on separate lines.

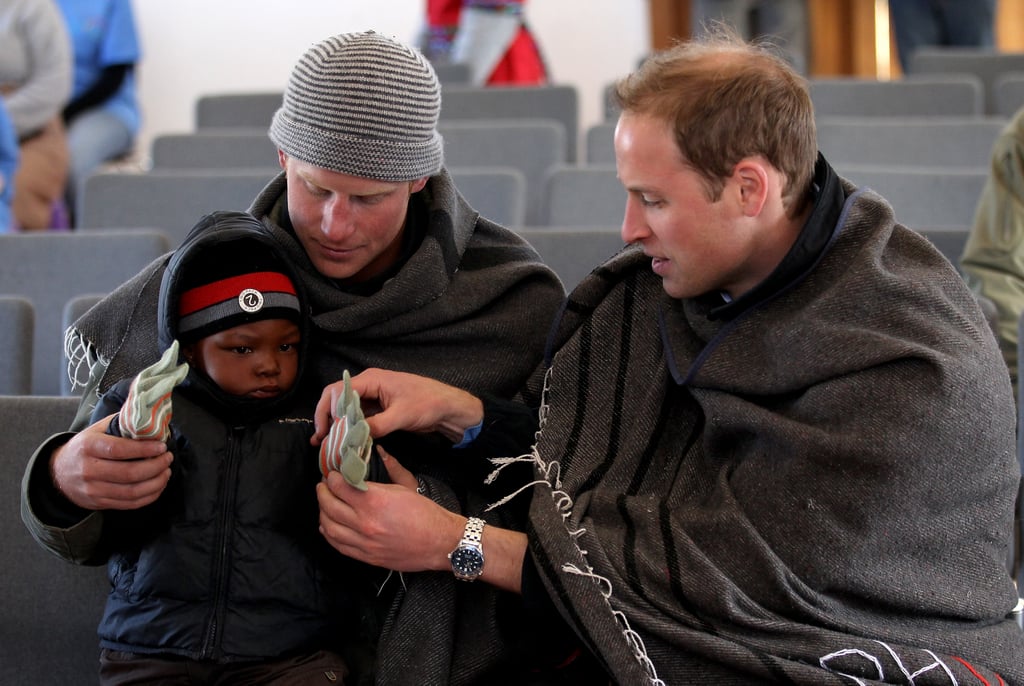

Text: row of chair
xmin=157 ymin=113 xmax=1008 ymax=178
xmin=192 ymin=70 xmax=1020 ymax=173
xmin=585 ymin=115 xmax=1008 ymax=167
xmin=906 ymin=48 xmax=1024 ymax=116
xmin=0 ymin=221 xmax=976 ymax=399
xmin=79 ymin=120 xmax=998 ymax=247
xmin=74 ymin=161 xmax=984 ymax=244
xmin=605 ymin=72 xmax=1023 ymax=121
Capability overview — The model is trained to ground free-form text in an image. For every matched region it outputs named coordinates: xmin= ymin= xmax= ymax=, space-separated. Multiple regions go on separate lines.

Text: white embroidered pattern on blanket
xmin=820 ymin=642 xmax=964 ymax=685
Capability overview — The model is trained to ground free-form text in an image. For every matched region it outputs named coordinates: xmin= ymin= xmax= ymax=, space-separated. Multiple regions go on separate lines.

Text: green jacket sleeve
xmin=961 ymin=107 xmax=1024 ymax=396
xmin=19 ymin=431 xmax=106 ymax=566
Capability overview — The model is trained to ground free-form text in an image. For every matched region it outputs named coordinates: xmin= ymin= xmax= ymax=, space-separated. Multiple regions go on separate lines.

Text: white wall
xmin=132 ymin=1 xmax=650 ymax=162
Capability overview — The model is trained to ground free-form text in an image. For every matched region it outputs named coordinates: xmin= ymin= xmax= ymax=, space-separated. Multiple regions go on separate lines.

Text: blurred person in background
xmin=422 ymin=0 xmax=548 ymax=85
xmin=0 ymin=0 xmax=72 ymax=230
xmin=691 ymin=0 xmax=808 ymax=73
xmin=55 ymin=0 xmax=141 ymax=225
xmin=0 ymin=99 xmax=17 ymax=233
xmin=889 ymin=0 xmax=998 ymax=72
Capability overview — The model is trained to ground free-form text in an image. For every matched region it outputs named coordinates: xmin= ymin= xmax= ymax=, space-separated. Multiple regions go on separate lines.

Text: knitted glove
xmin=117 ymin=340 xmax=189 ymax=441
xmin=318 ymin=369 xmax=373 ymax=490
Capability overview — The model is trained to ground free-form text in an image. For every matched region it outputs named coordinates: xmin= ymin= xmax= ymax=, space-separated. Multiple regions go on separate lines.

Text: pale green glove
xmin=318 ymin=369 xmax=373 ymax=490
xmin=118 ymin=340 xmax=190 ymax=441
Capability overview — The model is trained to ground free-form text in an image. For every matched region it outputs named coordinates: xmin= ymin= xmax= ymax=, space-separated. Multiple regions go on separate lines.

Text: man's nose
xmin=321 ymin=196 xmax=355 ymax=238
xmin=620 ymin=196 xmax=646 ymax=243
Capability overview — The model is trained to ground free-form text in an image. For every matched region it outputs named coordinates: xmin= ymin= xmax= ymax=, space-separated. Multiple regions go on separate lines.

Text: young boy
xmin=89 ymin=211 xmax=355 ymax=683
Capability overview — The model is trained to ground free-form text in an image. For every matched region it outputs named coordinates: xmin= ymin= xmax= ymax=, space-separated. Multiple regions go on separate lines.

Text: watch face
xmin=450 ymin=546 xmax=484 ymax=577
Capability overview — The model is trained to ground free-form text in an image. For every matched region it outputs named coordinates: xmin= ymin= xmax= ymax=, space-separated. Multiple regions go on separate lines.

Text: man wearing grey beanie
xmin=23 ymin=30 xmax=573 ymax=684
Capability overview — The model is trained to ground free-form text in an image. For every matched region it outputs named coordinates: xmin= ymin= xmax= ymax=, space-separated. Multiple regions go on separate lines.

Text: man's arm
xmin=21 ymin=398 xmax=173 ymax=565
xmin=314 ymin=369 xmax=538 ymax=591
xmin=317 ymin=461 xmax=528 ymax=593
xmin=314 ymin=367 xmax=487 ymax=445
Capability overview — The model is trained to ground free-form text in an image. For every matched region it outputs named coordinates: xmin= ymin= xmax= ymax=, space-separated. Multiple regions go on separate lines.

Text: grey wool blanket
xmin=515 ymin=183 xmax=1024 ymax=684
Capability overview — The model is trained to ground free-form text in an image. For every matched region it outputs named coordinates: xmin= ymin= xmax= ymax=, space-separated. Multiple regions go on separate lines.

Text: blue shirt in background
xmin=56 ymin=0 xmax=141 ymax=136
xmin=0 ymin=101 xmax=17 ymax=233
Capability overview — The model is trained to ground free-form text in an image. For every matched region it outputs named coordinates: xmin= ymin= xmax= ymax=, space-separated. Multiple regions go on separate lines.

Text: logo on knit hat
xmin=178 ymin=271 xmax=300 ymax=343
xmin=239 ymin=288 xmax=264 ymax=313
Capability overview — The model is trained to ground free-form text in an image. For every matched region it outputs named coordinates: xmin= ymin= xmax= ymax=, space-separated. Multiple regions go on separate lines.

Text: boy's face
xmin=184 ymin=319 xmax=300 ymax=398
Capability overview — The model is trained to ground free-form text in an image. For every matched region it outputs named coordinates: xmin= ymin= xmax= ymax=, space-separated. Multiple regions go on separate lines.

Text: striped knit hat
xmin=177 ymin=240 xmax=301 ymax=344
xmin=269 ymin=31 xmax=444 ymax=181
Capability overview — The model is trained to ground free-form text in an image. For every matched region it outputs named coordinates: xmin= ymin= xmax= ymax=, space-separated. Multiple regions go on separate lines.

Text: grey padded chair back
xmin=837 ymin=165 xmax=988 ymax=230
xmin=0 ymin=296 xmax=34 ymax=395
xmin=539 ymin=164 xmax=624 ymax=228
xmin=432 ymin=61 xmax=471 ymax=84
xmin=77 ymin=169 xmax=274 ymax=247
xmin=439 ymin=119 xmax=566 ymax=225
xmin=0 ymin=230 xmax=170 ymax=395
xmin=150 ymin=130 xmax=278 ymax=170
xmin=440 ymin=84 xmax=580 ymax=161
xmin=585 ymin=122 xmax=616 ymax=165
xmin=817 ymin=116 xmax=1006 ymax=168
xmin=0 ymin=394 xmax=106 ymax=686
xmin=61 ymin=294 xmax=106 ymax=396
xmin=195 ymin=92 xmax=282 ymax=129
xmin=809 ymin=75 xmax=984 ymax=117
xmin=995 ymin=73 xmax=1024 ymax=119
xmin=907 ymin=48 xmax=1024 ymax=115
xmin=449 ymin=167 xmax=527 ymax=228
xmin=515 ymin=227 xmax=627 ymax=292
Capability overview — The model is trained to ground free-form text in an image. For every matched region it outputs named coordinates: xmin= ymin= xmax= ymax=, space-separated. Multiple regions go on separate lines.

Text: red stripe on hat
xmin=179 ymin=272 xmax=297 ymax=317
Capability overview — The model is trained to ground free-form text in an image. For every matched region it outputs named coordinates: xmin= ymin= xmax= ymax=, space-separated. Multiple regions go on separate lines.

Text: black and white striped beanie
xmin=269 ymin=31 xmax=444 ymax=182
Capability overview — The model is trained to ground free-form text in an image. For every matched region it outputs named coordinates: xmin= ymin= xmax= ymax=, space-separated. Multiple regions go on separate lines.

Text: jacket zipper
xmin=200 ymin=426 xmax=245 ymax=659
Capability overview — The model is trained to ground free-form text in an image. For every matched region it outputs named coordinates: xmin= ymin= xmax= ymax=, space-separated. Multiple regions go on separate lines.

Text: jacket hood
xmin=157 ymin=211 xmax=312 ymax=422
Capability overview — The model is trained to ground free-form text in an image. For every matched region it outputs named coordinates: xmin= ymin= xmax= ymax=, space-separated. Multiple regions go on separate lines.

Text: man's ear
xmin=409 ymin=176 xmax=429 ymax=194
xmin=277 ymin=149 xmax=288 ymax=170
xmin=733 ymin=158 xmax=769 ymax=217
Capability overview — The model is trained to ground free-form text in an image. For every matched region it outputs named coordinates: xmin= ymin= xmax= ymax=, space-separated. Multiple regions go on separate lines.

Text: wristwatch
xmin=449 ymin=517 xmax=485 ymax=581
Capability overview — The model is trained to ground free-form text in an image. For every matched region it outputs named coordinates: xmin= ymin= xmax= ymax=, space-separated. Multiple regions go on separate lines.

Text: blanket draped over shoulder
xmin=520 ymin=183 xmax=1024 ymax=684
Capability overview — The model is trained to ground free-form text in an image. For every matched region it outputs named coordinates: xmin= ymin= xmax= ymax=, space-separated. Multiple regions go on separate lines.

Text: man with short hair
xmin=313 ymin=29 xmax=1024 ymax=683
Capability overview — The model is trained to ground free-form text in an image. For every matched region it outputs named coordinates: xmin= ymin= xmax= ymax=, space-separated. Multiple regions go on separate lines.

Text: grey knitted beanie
xmin=269 ymin=31 xmax=444 ymax=182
